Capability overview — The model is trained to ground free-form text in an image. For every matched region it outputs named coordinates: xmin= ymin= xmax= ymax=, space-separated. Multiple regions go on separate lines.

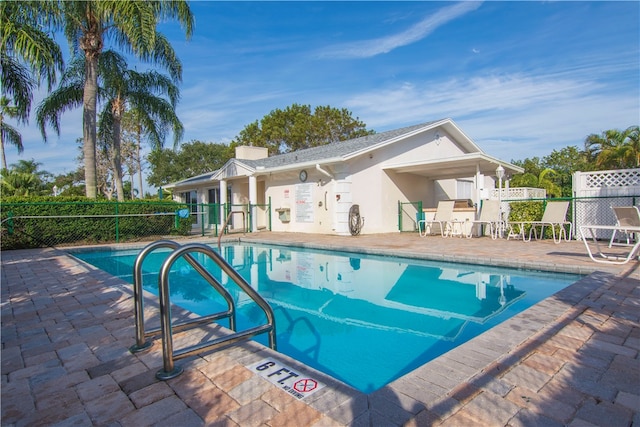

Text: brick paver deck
xmin=2 ymin=232 xmax=638 ymax=426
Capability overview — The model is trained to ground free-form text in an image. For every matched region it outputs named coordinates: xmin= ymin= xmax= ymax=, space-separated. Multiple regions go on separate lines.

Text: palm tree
xmin=38 ymin=51 xmax=183 ymax=201
xmin=121 ymin=95 xmax=184 ymax=198
xmin=53 ymin=1 xmax=193 ymax=199
xmin=622 ymin=125 xmax=639 ymax=167
xmin=97 ymin=52 xmax=183 ymax=201
xmin=0 ymin=0 xmax=63 ymax=168
xmin=537 ymin=168 xmax=562 ymax=198
xmin=0 ymin=97 xmax=24 ymax=170
xmin=584 ymin=126 xmax=640 ymax=170
xmin=0 ymin=159 xmax=50 ymax=197
xmin=0 ymin=168 xmax=37 ymax=197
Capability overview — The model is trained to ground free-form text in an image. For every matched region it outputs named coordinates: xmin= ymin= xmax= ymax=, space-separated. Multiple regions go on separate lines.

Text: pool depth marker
xmin=249 ymin=358 xmax=325 ymax=400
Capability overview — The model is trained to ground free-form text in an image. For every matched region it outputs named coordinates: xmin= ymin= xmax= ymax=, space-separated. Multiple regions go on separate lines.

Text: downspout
xmin=316 ymin=164 xmax=334 ymax=179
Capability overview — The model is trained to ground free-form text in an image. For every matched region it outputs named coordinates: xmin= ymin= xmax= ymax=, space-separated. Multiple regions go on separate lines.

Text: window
xmin=457 ymin=180 xmax=473 ymax=200
xmin=182 ymin=190 xmax=198 ymax=213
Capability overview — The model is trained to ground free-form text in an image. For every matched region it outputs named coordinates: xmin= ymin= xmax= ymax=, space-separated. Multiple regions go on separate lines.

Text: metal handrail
xmin=218 ymin=210 xmax=246 ymax=249
xmin=129 ymin=240 xmax=237 ymax=353
xmin=156 ymin=243 xmax=277 ymax=380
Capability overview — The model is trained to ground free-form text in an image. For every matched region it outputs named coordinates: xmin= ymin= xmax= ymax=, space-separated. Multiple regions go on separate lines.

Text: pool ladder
xmin=129 ymin=240 xmax=277 ymax=380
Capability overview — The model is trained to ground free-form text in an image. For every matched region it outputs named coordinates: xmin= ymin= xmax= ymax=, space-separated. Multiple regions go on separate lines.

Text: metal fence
xmin=398 ymin=201 xmax=423 ymax=232
xmin=0 ymin=199 xmax=273 ymax=250
xmin=190 ymin=200 xmax=272 ymax=235
xmin=1 ymin=201 xmax=194 ymax=250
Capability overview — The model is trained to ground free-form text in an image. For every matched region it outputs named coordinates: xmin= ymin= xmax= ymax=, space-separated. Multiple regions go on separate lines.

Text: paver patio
xmin=1 ymin=232 xmax=638 ymax=426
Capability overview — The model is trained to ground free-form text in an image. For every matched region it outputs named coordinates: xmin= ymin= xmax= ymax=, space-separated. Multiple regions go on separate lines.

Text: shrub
xmin=1 ymin=197 xmax=193 ymax=249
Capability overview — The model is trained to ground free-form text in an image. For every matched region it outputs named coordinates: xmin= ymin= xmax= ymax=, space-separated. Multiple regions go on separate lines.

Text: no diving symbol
xmin=293 ymin=378 xmax=317 ymax=393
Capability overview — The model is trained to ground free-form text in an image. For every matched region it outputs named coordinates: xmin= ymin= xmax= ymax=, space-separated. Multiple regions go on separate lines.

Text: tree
xmin=0 ymin=159 xmax=51 ymax=197
xmin=120 ymin=139 xmax=139 ymax=200
xmin=512 ymin=145 xmax=599 ymax=197
xmin=52 ymin=1 xmax=193 ymax=199
xmin=0 ymin=0 xmax=63 ymax=169
xmin=95 ymin=138 xmax=116 ymax=199
xmin=118 ymin=79 xmax=184 ymax=198
xmin=51 ymin=169 xmax=85 ymax=197
xmin=0 ymin=168 xmax=37 ymax=197
xmin=0 ymin=97 xmax=24 ymax=170
xmin=510 ymin=157 xmax=543 ymax=188
xmin=542 ymin=146 xmax=590 ymax=197
xmin=232 ymin=104 xmax=375 ymax=155
xmin=147 ymin=141 xmax=234 ymax=188
xmin=537 ymin=168 xmax=562 ymax=198
xmin=509 ymin=165 xmax=562 ymax=198
xmin=584 ymin=125 xmax=640 ymax=170
xmin=97 ymin=51 xmax=183 ymax=201
xmin=38 ymin=51 xmax=183 ymax=201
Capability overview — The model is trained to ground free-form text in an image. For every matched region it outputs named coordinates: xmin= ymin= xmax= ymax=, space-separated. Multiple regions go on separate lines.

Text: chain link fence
xmin=1 ymin=201 xmax=194 ymax=250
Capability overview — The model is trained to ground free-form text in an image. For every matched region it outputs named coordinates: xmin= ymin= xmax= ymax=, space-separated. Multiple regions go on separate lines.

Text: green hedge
xmin=1 ymin=196 xmax=193 ymax=250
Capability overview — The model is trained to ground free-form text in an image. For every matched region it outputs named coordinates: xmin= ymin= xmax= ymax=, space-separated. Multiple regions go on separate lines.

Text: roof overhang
xmin=381 ymin=153 xmax=524 ymax=180
xmin=164 ymin=171 xmax=217 ymax=189
xmin=248 ymin=158 xmax=344 ymax=176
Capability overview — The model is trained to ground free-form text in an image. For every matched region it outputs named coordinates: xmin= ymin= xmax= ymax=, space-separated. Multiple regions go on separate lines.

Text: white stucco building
xmin=166 ymin=118 xmax=523 ymax=235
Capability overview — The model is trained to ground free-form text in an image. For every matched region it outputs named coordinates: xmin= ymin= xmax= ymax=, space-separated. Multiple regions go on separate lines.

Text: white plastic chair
xmin=419 ymin=200 xmax=455 ymax=237
xmin=466 ymin=200 xmax=502 ymax=239
xmin=608 ymin=206 xmax=640 ymax=247
xmin=508 ymin=201 xmax=572 ymax=243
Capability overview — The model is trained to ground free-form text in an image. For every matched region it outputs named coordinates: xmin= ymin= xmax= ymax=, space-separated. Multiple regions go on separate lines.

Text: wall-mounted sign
xmin=295 ymin=183 xmax=314 ymax=223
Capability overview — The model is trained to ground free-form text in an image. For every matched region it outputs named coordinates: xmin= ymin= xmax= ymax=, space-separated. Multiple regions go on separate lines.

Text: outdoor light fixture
xmin=496 ymin=165 xmax=505 ymax=237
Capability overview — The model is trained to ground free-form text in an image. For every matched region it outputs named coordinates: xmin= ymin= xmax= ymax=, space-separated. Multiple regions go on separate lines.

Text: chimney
xmin=235 ymin=146 xmax=269 ymax=160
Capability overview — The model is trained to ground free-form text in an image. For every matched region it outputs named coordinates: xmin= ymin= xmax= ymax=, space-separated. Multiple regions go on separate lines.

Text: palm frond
xmin=1 ymin=121 xmax=24 ymax=153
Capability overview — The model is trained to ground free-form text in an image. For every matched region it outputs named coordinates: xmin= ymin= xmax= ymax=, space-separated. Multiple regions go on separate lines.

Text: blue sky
xmin=7 ymin=1 xmax=640 ymax=189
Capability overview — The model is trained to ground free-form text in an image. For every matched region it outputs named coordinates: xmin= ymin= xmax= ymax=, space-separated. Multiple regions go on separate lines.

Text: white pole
xmin=496 ymin=165 xmax=505 ymax=238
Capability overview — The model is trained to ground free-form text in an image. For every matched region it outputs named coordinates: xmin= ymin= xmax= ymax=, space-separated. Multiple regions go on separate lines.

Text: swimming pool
xmin=72 ymin=243 xmax=581 ymax=393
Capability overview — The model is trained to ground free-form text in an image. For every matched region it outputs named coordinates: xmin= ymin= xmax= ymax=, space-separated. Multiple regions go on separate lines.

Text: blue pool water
xmin=72 ymin=243 xmax=581 ymax=393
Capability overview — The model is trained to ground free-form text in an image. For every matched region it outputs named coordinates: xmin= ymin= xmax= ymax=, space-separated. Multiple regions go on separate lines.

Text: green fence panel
xmin=0 ymin=200 xmax=193 ymax=250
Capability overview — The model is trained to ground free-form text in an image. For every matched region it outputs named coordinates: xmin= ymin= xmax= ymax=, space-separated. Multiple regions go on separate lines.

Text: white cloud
xmin=317 ymin=2 xmax=482 ymax=59
xmin=345 ymin=72 xmax=639 ymax=159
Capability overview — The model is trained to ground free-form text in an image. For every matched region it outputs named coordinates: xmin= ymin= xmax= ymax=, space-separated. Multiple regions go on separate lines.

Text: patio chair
xmin=507 ymin=200 xmax=572 ymax=243
xmin=419 ymin=200 xmax=455 ymax=237
xmin=466 ymin=200 xmax=502 ymax=239
xmin=608 ymin=206 xmax=640 ymax=248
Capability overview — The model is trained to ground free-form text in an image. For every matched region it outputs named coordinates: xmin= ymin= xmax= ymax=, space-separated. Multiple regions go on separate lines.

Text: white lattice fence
xmin=573 ymin=168 xmax=640 ymax=239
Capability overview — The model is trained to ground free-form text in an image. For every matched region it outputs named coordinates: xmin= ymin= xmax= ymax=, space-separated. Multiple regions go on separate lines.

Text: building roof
xmin=166 ymin=118 xmax=522 ymax=189
xmin=240 ymin=120 xmax=438 ymax=169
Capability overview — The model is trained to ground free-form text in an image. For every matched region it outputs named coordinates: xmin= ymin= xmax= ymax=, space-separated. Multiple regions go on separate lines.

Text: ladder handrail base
xmin=129 ymin=341 xmax=153 ymax=354
xmin=156 ymin=366 xmax=184 ymax=381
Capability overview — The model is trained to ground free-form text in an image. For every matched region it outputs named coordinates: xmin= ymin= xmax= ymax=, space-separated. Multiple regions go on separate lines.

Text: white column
xmin=249 ymin=175 xmax=258 ymax=232
xmin=219 ymin=179 xmax=227 ymax=226
xmin=475 ymin=165 xmax=483 ymax=206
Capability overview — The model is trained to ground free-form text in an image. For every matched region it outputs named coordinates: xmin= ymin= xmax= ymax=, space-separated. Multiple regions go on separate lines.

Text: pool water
xmin=72 ymin=243 xmax=581 ymax=393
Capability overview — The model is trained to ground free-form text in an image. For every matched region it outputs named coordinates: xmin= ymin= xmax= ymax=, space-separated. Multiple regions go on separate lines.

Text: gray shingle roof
xmin=243 ymin=120 xmax=439 ymax=168
xmin=169 ymin=120 xmax=441 ymax=186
